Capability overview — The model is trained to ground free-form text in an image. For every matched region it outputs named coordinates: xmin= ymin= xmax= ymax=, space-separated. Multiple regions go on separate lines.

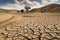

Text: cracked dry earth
xmin=0 ymin=13 xmax=60 ymax=40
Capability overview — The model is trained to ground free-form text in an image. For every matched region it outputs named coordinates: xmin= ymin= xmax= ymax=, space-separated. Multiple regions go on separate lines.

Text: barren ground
xmin=0 ymin=13 xmax=60 ymax=40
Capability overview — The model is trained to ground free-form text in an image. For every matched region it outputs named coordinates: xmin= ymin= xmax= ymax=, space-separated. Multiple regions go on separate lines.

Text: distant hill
xmin=0 ymin=9 xmax=18 ymax=13
xmin=0 ymin=9 xmax=7 ymax=13
xmin=29 ymin=4 xmax=60 ymax=13
xmin=0 ymin=4 xmax=60 ymax=13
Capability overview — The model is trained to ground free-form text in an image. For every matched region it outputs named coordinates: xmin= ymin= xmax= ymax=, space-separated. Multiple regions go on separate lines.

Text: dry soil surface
xmin=0 ymin=13 xmax=60 ymax=40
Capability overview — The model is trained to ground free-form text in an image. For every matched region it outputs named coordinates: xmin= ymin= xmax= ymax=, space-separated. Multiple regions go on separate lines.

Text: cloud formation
xmin=42 ymin=0 xmax=58 ymax=4
xmin=0 ymin=0 xmax=59 ymax=10
xmin=14 ymin=0 xmax=41 ymax=8
xmin=0 ymin=0 xmax=41 ymax=10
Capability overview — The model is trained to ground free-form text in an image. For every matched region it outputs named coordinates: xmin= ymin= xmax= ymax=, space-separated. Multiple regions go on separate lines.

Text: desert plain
xmin=0 ymin=13 xmax=60 ymax=40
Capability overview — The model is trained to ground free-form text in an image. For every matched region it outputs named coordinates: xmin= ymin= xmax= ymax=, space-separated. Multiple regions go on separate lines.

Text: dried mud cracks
xmin=0 ymin=14 xmax=60 ymax=40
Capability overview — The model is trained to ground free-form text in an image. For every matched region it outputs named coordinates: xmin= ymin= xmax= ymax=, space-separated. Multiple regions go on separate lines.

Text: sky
xmin=0 ymin=0 xmax=41 ymax=4
xmin=0 ymin=0 xmax=60 ymax=10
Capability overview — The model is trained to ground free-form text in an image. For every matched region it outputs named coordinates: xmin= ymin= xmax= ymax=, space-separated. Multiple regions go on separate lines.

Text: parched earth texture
xmin=0 ymin=13 xmax=60 ymax=40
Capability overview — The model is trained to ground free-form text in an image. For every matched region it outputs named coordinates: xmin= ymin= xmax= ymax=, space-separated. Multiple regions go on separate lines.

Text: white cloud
xmin=42 ymin=0 xmax=58 ymax=5
xmin=0 ymin=0 xmax=59 ymax=10
xmin=0 ymin=0 xmax=41 ymax=10
xmin=49 ymin=0 xmax=58 ymax=2
xmin=15 ymin=0 xmax=41 ymax=7
xmin=42 ymin=0 xmax=49 ymax=4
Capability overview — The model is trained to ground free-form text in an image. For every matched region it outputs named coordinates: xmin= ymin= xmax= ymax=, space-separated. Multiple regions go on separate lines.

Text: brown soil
xmin=0 ymin=13 xmax=60 ymax=40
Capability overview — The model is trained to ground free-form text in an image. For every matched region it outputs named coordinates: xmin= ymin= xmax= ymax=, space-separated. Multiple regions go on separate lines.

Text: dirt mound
xmin=0 ymin=14 xmax=13 ymax=23
xmin=0 ymin=13 xmax=22 ymax=26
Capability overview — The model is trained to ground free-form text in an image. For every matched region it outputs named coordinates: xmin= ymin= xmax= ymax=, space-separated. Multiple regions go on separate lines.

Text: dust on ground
xmin=0 ymin=13 xmax=60 ymax=40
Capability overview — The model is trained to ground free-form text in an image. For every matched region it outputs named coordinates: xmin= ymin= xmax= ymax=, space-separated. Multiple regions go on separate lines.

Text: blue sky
xmin=0 ymin=0 xmax=41 ymax=5
xmin=0 ymin=0 xmax=60 ymax=5
xmin=0 ymin=0 xmax=15 ymax=5
xmin=0 ymin=0 xmax=60 ymax=10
